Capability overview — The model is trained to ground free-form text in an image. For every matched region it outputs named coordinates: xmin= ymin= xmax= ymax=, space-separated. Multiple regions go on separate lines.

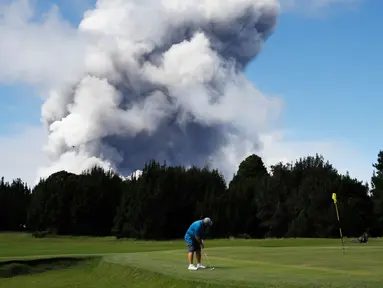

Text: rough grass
xmin=0 ymin=233 xmax=382 ymax=287
xmin=0 ymin=257 xmax=89 ymax=278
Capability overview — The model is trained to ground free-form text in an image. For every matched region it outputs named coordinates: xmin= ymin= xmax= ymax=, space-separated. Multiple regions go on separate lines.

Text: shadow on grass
xmin=0 ymin=256 xmax=93 ymax=278
xmin=206 ymin=266 xmax=231 ymax=270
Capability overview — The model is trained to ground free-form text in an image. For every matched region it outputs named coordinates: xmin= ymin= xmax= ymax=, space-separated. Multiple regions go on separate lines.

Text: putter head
xmin=210 ymin=267 xmax=215 ymax=270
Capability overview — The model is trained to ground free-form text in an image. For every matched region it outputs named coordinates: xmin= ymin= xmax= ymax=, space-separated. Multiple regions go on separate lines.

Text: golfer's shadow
xmin=203 ymin=266 xmax=231 ymax=270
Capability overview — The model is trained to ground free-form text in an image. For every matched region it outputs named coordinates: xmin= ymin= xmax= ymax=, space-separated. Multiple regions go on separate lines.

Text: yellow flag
xmin=332 ymin=193 xmax=337 ymax=204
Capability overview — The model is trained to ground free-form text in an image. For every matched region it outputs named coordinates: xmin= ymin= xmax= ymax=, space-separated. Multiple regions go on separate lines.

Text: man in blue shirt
xmin=184 ymin=217 xmax=213 ymax=270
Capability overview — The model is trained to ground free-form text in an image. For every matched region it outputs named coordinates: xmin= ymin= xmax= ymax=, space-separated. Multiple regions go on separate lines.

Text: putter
xmin=202 ymin=249 xmax=215 ymax=270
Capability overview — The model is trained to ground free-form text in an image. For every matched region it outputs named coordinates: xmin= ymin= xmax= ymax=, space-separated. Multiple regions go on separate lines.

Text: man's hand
xmin=196 ymin=236 xmax=204 ymax=249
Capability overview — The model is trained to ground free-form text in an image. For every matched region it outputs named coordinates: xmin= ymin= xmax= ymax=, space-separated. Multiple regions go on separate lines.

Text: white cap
xmin=203 ymin=217 xmax=213 ymax=226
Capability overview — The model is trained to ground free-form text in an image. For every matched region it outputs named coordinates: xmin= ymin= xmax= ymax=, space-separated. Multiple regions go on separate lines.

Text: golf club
xmin=202 ymin=249 xmax=214 ymax=270
xmin=201 ymin=240 xmax=214 ymax=270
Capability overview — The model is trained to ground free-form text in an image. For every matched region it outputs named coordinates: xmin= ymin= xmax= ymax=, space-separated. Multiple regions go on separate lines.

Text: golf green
xmin=105 ymin=245 xmax=383 ymax=287
xmin=1 ymin=234 xmax=382 ymax=287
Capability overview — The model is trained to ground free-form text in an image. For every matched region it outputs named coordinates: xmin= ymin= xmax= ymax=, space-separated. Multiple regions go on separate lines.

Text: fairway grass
xmin=0 ymin=233 xmax=382 ymax=287
xmin=105 ymin=246 xmax=383 ymax=287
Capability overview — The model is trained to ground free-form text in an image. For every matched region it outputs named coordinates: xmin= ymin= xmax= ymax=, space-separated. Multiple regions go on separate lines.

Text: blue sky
xmin=0 ymin=0 xmax=381 ymax=186
xmin=248 ymin=0 xmax=382 ymax=143
xmin=245 ymin=0 xmax=383 ymax=178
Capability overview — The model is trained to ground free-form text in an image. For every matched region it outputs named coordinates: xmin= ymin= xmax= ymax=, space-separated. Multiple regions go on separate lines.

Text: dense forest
xmin=1 ymin=151 xmax=383 ymax=239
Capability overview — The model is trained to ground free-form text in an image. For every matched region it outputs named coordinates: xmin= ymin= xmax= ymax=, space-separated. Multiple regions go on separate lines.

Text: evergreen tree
xmin=1 ymin=149 xmax=379 ymax=239
xmin=0 ymin=177 xmax=30 ymax=231
xmin=371 ymin=151 xmax=383 ymax=236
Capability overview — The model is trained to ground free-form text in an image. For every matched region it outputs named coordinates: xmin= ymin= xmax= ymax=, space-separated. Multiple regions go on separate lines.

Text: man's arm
xmin=195 ymin=226 xmax=204 ymax=248
xmin=195 ymin=235 xmax=204 ymax=248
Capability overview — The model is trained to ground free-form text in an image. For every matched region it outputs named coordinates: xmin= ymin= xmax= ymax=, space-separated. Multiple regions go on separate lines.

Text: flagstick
xmin=334 ymin=202 xmax=345 ymax=255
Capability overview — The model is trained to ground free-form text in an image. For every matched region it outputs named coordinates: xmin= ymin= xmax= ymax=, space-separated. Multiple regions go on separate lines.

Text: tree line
xmin=1 ymin=151 xmax=383 ymax=239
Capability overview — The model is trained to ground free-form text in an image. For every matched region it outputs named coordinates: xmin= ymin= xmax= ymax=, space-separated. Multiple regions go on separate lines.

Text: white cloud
xmin=208 ymin=129 xmax=372 ymax=185
xmin=0 ymin=0 xmax=373 ymax=188
xmin=0 ymin=0 xmax=87 ymax=91
xmin=0 ymin=126 xmax=372 ymax=188
xmin=0 ymin=125 xmax=48 ymax=187
xmin=258 ymin=131 xmax=372 ymax=185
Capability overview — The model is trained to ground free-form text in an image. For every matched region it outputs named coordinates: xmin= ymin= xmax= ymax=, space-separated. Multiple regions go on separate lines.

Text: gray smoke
xmin=38 ymin=0 xmax=281 ymax=181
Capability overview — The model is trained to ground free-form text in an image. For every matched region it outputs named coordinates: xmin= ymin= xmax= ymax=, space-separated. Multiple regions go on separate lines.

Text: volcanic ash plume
xmin=38 ymin=0 xmax=282 ymax=182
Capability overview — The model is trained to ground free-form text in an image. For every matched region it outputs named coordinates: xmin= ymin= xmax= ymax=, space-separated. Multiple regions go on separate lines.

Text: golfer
xmin=184 ymin=217 xmax=213 ymax=270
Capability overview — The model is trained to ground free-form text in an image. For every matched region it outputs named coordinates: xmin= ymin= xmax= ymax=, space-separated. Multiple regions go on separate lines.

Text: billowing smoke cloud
xmin=38 ymin=0 xmax=282 ymax=182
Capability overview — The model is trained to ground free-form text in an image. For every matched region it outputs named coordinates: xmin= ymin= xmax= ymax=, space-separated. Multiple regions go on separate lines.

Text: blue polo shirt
xmin=184 ymin=220 xmax=205 ymax=243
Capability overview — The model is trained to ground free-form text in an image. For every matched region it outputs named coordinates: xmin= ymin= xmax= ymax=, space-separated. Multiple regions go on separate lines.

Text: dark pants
xmin=186 ymin=240 xmax=201 ymax=252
